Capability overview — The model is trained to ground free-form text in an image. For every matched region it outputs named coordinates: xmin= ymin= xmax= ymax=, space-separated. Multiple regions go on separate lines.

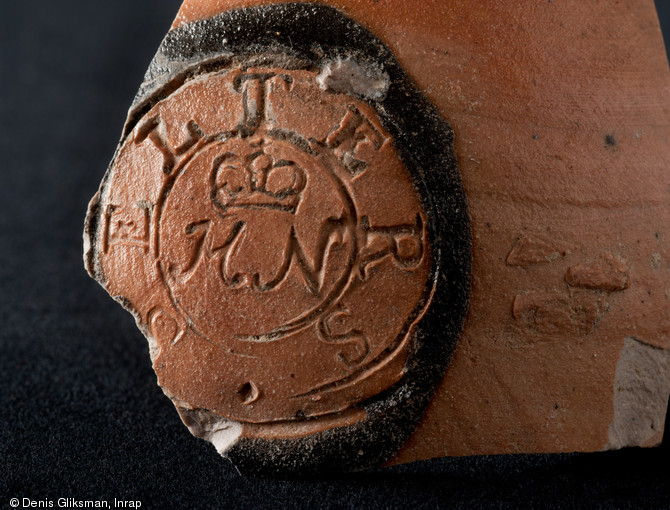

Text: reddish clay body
xmin=86 ymin=0 xmax=670 ymax=469
xmin=175 ymin=0 xmax=670 ymax=462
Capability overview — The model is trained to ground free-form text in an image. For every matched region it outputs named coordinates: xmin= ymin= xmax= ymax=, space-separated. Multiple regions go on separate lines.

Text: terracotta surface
xmin=169 ymin=0 xmax=670 ymax=463
xmin=85 ymin=0 xmax=670 ymax=471
xmin=90 ymin=63 xmax=435 ymax=425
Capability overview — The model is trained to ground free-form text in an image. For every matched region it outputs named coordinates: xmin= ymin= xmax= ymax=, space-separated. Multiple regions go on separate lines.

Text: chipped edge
xmin=317 ymin=58 xmax=389 ymax=100
xmin=177 ymin=406 xmax=243 ymax=456
xmin=606 ymin=337 xmax=670 ymax=450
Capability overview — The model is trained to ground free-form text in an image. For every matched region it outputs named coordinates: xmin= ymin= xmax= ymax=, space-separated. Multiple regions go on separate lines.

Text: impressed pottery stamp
xmin=149 ymin=67 xmax=431 ymax=422
xmin=84 ymin=3 xmax=470 ymax=474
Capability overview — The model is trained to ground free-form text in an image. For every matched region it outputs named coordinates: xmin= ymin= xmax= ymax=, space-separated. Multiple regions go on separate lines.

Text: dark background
xmin=1 ymin=2 xmax=670 ymax=508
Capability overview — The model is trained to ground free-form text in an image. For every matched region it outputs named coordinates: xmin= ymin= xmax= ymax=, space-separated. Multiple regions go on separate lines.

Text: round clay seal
xmin=150 ymin=66 xmax=432 ymax=423
xmin=85 ymin=3 xmax=470 ymax=474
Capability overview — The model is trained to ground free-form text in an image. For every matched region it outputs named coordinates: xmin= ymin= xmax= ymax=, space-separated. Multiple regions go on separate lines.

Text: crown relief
xmin=210 ymin=139 xmax=306 ymax=215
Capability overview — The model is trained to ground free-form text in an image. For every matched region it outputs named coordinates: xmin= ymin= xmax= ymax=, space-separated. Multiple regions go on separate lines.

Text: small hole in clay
xmin=238 ymin=381 xmax=259 ymax=404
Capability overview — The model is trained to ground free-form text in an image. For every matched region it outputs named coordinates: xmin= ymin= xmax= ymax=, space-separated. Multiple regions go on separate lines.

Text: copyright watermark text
xmin=9 ymin=499 xmax=141 ymax=508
